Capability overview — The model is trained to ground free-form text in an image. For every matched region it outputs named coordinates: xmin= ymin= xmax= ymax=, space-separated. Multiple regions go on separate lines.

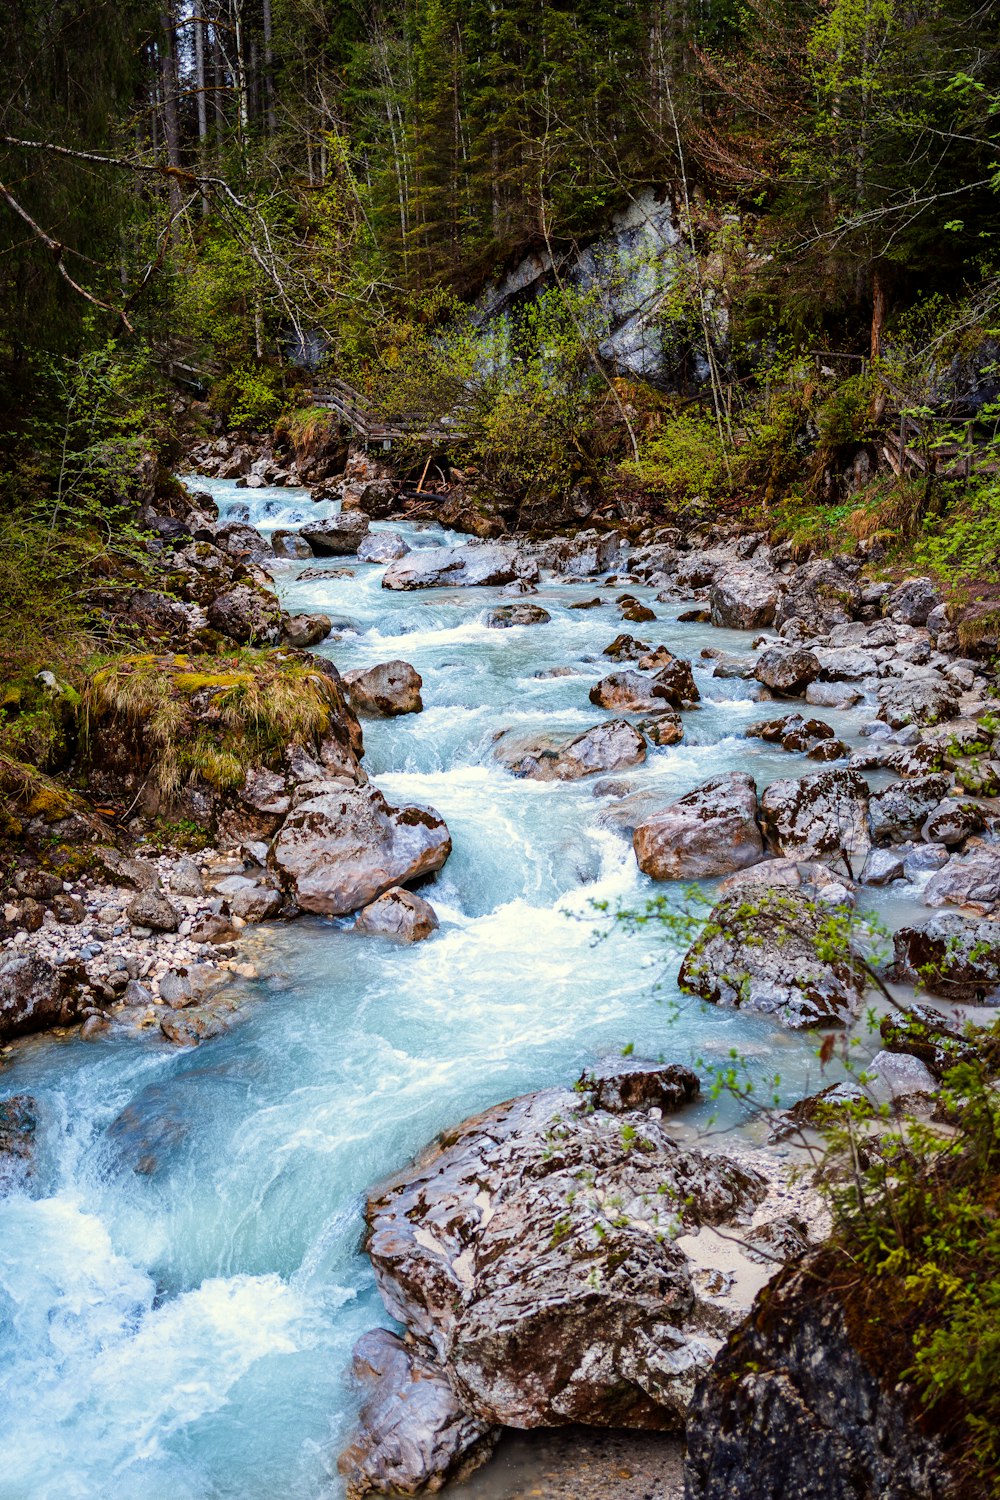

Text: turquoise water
xmin=0 ymin=483 xmax=879 ymax=1499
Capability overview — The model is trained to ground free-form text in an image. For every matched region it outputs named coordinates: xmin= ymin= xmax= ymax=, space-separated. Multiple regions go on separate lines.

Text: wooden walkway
xmin=311 ymin=377 xmax=463 ymax=448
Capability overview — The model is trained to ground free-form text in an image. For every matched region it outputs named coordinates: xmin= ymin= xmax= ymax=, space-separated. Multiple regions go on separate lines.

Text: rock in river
xmin=759 ymin=769 xmax=872 ymax=878
xmin=495 ymin=720 xmax=646 ymax=781
xmin=270 ymin=784 xmax=451 ymax=916
xmin=343 ymin=660 xmax=423 ymax=716
xmin=678 ymin=887 xmax=869 ymax=1028
xmin=301 ymin=514 xmax=371 ymax=555
xmin=355 ymin=887 xmax=439 ymax=943
xmin=483 ymin=603 xmax=551 ymax=628
xmin=382 ymin=544 xmax=529 ymax=591
xmin=893 ymin=913 xmax=1000 ymax=1001
xmin=0 ymin=955 xmax=86 ymax=1041
xmin=753 ymin=646 xmax=820 ymax=696
xmin=361 ymin=1075 xmax=765 ymax=1435
xmin=709 ymin=565 xmax=781 ymax=630
xmin=633 ymin=772 xmax=764 ymax=881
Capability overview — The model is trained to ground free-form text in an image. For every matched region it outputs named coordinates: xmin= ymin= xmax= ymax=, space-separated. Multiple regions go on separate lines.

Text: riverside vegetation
xmin=3 ymin=1 xmax=1000 ymax=1498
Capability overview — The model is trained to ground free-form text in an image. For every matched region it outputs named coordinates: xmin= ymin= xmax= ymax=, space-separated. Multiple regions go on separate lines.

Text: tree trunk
xmin=262 ymin=0 xmax=276 ymax=134
xmin=194 ymin=13 xmax=209 ymax=214
xmin=159 ymin=7 xmax=184 ymax=242
xmin=870 ymin=267 xmax=887 ymax=362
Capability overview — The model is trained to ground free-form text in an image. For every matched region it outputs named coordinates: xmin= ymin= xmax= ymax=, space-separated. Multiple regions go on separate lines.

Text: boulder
xmin=228 ymin=884 xmax=283 ymax=922
xmin=886 ymin=576 xmax=940 ymax=626
xmin=922 ymin=800 xmax=986 ymax=846
xmin=876 ymin=674 xmax=958 ymax=729
xmin=752 ymin=646 xmax=820 ymax=696
xmin=0 ymin=956 xmax=85 ymax=1041
xmin=709 ymin=566 xmax=781 ymax=630
xmin=759 ymin=769 xmax=872 ymax=878
xmin=301 ymin=514 xmax=371 ymax=556
xmin=483 ymin=603 xmax=551 ymax=628
xmin=357 ymin=531 xmax=410 ymax=564
xmin=214 ymin=520 xmax=272 ymax=563
xmin=774 ymin=558 xmax=861 ymax=635
xmin=868 ymin=774 xmax=951 ymax=845
xmin=337 ymin=1329 xmax=497 ymax=1500
xmin=590 ymin=670 xmax=666 ymax=713
xmin=364 ymin=1078 xmax=765 ymax=1433
xmin=271 ymin=530 xmax=313 ymax=560
xmin=542 ymin=529 xmax=621 ymax=576
xmin=495 ymin=721 xmax=646 ymax=781
xmin=923 ymin=843 xmax=1000 ymax=914
xmin=126 ymin=889 xmax=181 ymax=932
xmin=878 ymin=1001 xmax=980 ymax=1080
xmin=805 ymin=680 xmax=863 ymax=709
xmin=893 ymin=913 xmax=1000 ymax=1000
xmin=382 ymin=545 xmax=528 ymax=591
xmin=206 ymin=584 xmax=282 ymax=645
xmin=579 ymin=1059 xmax=700 ymax=1114
xmin=718 ymin=859 xmax=856 ymax=906
xmin=270 ymin=784 xmax=451 ymax=916
xmin=678 ymin=887 xmax=868 ymax=1028
xmin=685 ymin=1250 xmax=954 ymax=1500
xmin=633 ymin=772 xmax=764 ymax=881
xmin=603 ymin=633 xmax=650 ymax=661
xmin=866 ymin=1049 xmax=937 ymax=1100
xmin=281 ymin=612 xmax=332 ymax=648
xmin=343 ymin=661 xmax=423 ymax=717
xmin=355 ymin=887 xmax=439 ymax=943
xmin=344 ymin=478 xmax=398 ymax=518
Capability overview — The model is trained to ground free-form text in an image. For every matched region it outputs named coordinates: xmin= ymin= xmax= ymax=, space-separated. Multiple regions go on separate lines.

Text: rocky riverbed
xmin=1 ymin=454 xmax=996 ymax=1499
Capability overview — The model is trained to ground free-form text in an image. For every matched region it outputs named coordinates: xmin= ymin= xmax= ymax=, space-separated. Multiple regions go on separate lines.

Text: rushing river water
xmin=0 ymin=481 xmax=913 ymax=1500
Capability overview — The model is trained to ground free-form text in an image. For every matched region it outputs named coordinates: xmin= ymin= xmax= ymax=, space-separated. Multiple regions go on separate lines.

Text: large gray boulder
xmin=709 ymin=566 xmax=781 ymax=630
xmin=337 ymin=1329 xmax=497 ymax=1500
xmin=495 ymin=720 xmax=646 ymax=781
xmin=678 ymin=887 xmax=869 ymax=1028
xmin=206 ymin=584 xmax=281 ymax=644
xmin=363 ymin=1076 xmax=765 ymax=1433
xmin=753 ymin=647 xmax=820 ymax=696
xmin=343 ymin=661 xmax=423 ymax=716
xmin=539 ymin=529 xmax=621 ymax=576
xmin=355 ymin=887 xmax=439 ymax=943
xmin=382 ymin=544 xmax=528 ymax=591
xmin=759 ymin=769 xmax=872 ymax=878
xmin=923 ymin=842 xmax=1000 ymax=915
xmin=0 ymin=1094 xmax=38 ymax=1193
xmin=868 ymin=774 xmax=951 ymax=846
xmin=633 ymin=772 xmax=764 ymax=881
xmin=0 ymin=956 xmax=85 ymax=1042
xmin=301 ymin=513 xmax=371 ymax=555
xmin=270 ymin=784 xmax=451 ymax=915
xmin=685 ymin=1250 xmax=954 ymax=1500
xmin=894 ymin=913 xmax=1000 ymax=1000
xmin=358 ymin=530 xmax=410 ymax=564
xmin=876 ymin=673 xmax=958 ymax=729
xmin=886 ymin=576 xmax=940 ymax=626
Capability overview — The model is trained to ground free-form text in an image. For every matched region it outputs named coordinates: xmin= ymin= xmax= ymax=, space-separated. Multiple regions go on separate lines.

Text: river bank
xmin=0 ymin=463 xmax=997 ymax=1498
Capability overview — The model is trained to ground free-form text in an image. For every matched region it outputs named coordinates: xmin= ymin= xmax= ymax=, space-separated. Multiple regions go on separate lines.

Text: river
xmin=0 ymin=480 xmax=908 ymax=1499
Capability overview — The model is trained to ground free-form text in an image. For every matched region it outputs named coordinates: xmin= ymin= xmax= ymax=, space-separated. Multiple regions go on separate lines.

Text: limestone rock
xmin=893 ymin=913 xmax=1000 ymax=1000
xmin=270 ymin=784 xmax=451 ymax=916
xmin=357 ymin=530 xmax=410 ymax=564
xmin=678 ymin=887 xmax=868 ymax=1028
xmin=709 ymin=566 xmax=781 ymax=630
xmin=126 ymin=888 xmax=181 ymax=932
xmin=923 ymin=843 xmax=1000 ymax=914
xmin=0 ymin=956 xmax=85 ymax=1041
xmin=343 ymin=661 xmax=423 ymax=717
xmin=759 ymin=769 xmax=872 ymax=878
xmin=206 ymin=584 xmax=282 ymax=645
xmin=495 ymin=721 xmax=646 ymax=781
xmin=868 ymin=774 xmax=951 ymax=846
xmin=355 ymin=887 xmax=439 ymax=943
xmin=876 ymin=674 xmax=958 ymax=729
xmin=633 ymin=772 xmax=764 ymax=882
xmin=271 ymin=530 xmax=313 ymax=560
xmin=281 ymin=611 xmax=332 ymax=648
xmin=382 ymin=545 xmax=528 ymax=591
xmin=753 ymin=646 xmax=820 ymax=696
xmin=483 ymin=603 xmax=551 ymax=628
xmin=301 ymin=513 xmax=371 ymax=556
xmin=0 ymin=1094 xmax=38 ymax=1192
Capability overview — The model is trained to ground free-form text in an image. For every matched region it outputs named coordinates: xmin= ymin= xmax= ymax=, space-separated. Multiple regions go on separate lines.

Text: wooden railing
xmin=310 ymin=377 xmax=463 ymax=446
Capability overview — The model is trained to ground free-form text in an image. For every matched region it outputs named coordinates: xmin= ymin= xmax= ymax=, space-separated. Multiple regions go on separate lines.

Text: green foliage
xmin=208 ymin=364 xmax=288 ymax=430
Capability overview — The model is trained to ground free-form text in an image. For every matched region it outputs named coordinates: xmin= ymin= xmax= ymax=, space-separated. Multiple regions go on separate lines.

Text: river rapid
xmin=0 ymin=481 xmax=910 ymax=1500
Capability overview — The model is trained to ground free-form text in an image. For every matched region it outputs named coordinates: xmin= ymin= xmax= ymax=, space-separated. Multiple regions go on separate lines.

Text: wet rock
xmin=641 ymin=714 xmax=684 ymax=746
xmin=496 ymin=721 xmax=647 ymax=781
xmin=579 ymin=1060 xmax=700 ymax=1115
xmin=746 ymin=714 xmax=835 ymax=755
xmin=0 ymin=955 xmax=85 ymax=1041
xmin=602 ymin=634 xmax=650 ymax=661
xmin=105 ymin=1082 xmax=192 ymax=1171
xmin=633 ymin=772 xmax=764 ymax=882
xmin=685 ymin=1250 xmax=955 ymax=1500
xmin=382 ymin=544 xmax=526 ymax=591
xmin=860 ymin=848 xmax=905 ymax=885
xmin=344 ymin=478 xmax=399 ymax=518
xmin=923 ymin=842 xmax=1000 ymax=914
xmin=590 ymin=670 xmax=667 ymax=713
xmin=483 ymin=603 xmax=551 ymax=628
xmin=701 ymin=648 xmax=755 ymax=680
xmin=356 ymin=530 xmax=410 ymax=565
xmin=922 ymin=799 xmax=986 ymax=846
xmin=338 ymin=1329 xmax=498 ymax=1499
xmin=206 ymin=584 xmax=282 ymax=645
xmin=805 ymin=680 xmax=862 ymax=709
xmin=281 ymin=611 xmax=332 ymax=648
xmin=229 ymin=884 xmax=282 ymax=922
xmin=0 ymin=1094 xmax=38 ymax=1192
xmin=364 ymin=1080 xmax=765 ymax=1431
xmin=876 ymin=674 xmax=958 ymax=729
xmin=709 ymin=566 xmax=781 ymax=630
xmin=301 ymin=514 xmax=371 ymax=555
xmin=903 ymin=845 xmax=949 ymax=879
xmin=270 ymin=784 xmax=451 ymax=916
xmin=343 ymin=661 xmax=423 ymax=717
xmin=718 ymin=859 xmax=856 ymax=906
xmin=214 ymin=520 xmax=273 ymax=563
xmin=878 ymin=1002 xmax=980 ymax=1080
xmin=753 ymin=647 xmax=820 ymax=696
xmin=866 ymin=1049 xmax=937 ymax=1100
xmin=355 ymin=887 xmax=439 ymax=943
xmin=542 ymin=529 xmax=620 ymax=576
xmin=678 ymin=887 xmax=868 ymax=1028
xmin=893 ymin=913 xmax=1000 ymax=1000
xmin=868 ymin=774 xmax=951 ymax=846
xmin=271 ymin=530 xmax=313 ymax=560
xmin=768 ymin=1080 xmax=868 ymax=1143
xmin=759 ymin=769 xmax=871 ymax=878
xmin=620 ymin=599 xmax=656 ymax=623
xmin=126 ymin=889 xmax=180 ymax=932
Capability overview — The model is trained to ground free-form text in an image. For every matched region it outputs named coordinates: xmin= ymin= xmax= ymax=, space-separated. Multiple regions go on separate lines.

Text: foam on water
xmin=0 ymin=475 xmax=882 ymax=1499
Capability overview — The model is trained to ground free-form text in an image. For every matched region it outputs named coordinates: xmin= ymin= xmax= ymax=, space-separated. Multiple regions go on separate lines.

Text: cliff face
xmin=684 ymin=1249 xmax=958 ymax=1500
xmin=475 ymin=190 xmax=705 ymax=386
